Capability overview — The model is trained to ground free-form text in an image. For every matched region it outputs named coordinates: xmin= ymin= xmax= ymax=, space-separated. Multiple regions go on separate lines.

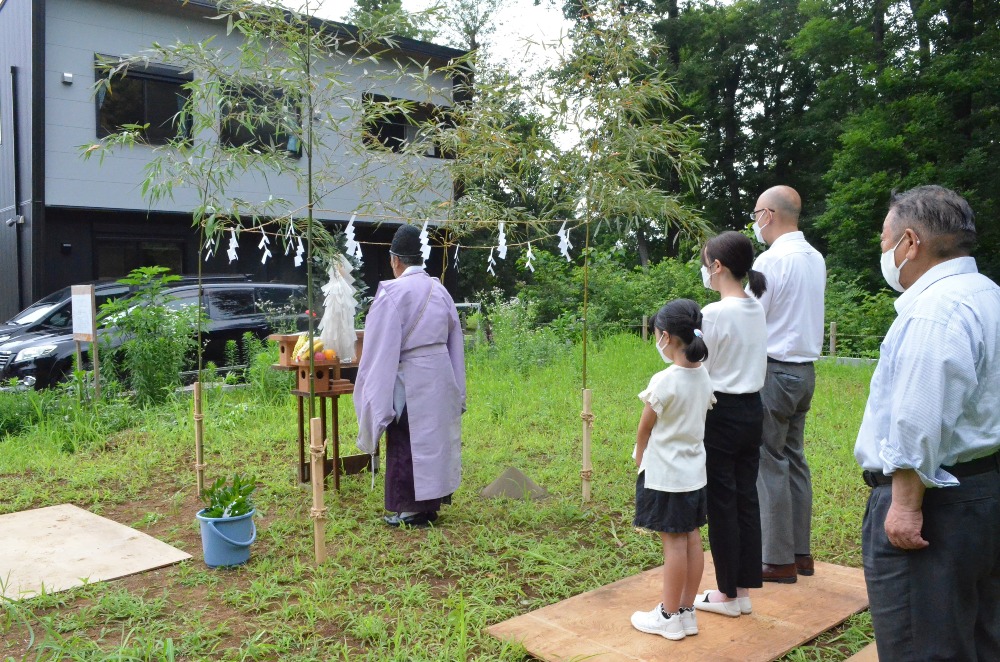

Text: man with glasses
xmin=855 ymin=185 xmax=999 ymax=660
xmin=747 ymin=185 xmax=826 ymax=583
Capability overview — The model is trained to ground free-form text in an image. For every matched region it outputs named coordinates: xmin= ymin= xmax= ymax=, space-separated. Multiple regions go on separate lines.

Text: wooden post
xmin=91 ymin=340 xmax=101 ymax=401
xmin=829 ymin=321 xmax=837 ymax=357
xmin=581 ymin=388 xmax=594 ymax=502
xmin=309 ymin=417 xmax=328 ymax=564
xmin=193 ymin=381 xmax=205 ymax=497
xmin=641 ymin=316 xmax=648 ymax=342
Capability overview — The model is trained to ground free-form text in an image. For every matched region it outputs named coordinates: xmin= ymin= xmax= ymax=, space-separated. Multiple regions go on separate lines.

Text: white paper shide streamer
xmin=453 ymin=243 xmax=460 ymax=272
xmin=318 ymin=254 xmax=359 ymax=361
xmin=345 ymin=214 xmax=363 ymax=264
xmin=258 ymin=233 xmax=272 ymax=264
xmin=557 ymin=222 xmax=573 ymax=262
xmin=204 ymin=235 xmax=217 ymax=261
xmin=419 ymin=221 xmax=431 ymax=265
xmin=525 ymin=241 xmax=535 ymax=272
xmin=486 ymin=247 xmax=496 ymax=275
xmin=497 ymin=222 xmax=507 ymax=260
xmin=227 ymin=229 xmax=239 ymax=263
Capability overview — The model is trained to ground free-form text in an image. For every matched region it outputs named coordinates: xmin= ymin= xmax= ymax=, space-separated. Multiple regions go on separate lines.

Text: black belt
xmin=767 ymin=357 xmax=813 ymax=366
xmin=862 ymin=451 xmax=1000 ymax=488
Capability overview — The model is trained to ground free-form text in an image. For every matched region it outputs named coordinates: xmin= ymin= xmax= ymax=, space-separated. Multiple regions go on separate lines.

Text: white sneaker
xmin=693 ymin=590 xmax=741 ymax=617
xmin=630 ymin=603 xmax=685 ymax=640
xmin=738 ymin=595 xmax=752 ymax=614
xmin=679 ymin=607 xmax=699 ymax=635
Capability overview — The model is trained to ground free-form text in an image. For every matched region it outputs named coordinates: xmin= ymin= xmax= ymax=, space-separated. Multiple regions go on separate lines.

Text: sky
xmin=303 ymin=0 xmax=572 ymax=73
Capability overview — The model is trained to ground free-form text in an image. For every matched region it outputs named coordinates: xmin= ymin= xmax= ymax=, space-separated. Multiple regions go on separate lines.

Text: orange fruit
xmin=323 ymin=349 xmax=336 ymax=361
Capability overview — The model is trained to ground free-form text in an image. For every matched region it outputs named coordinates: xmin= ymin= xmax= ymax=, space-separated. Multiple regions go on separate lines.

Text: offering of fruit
xmin=323 ymin=349 xmax=336 ymax=361
xmin=293 ymin=336 xmax=324 ymax=361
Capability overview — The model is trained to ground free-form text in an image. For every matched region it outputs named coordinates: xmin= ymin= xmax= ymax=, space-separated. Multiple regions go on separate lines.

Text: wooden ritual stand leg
xmin=332 ymin=395 xmax=341 ymax=492
xmin=297 ymin=394 xmax=308 ymax=482
xmin=319 ymin=395 xmax=333 ymax=484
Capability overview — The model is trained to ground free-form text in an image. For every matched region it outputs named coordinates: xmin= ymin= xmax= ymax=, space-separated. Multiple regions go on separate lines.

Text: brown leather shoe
xmin=795 ymin=554 xmax=815 ymax=576
xmin=761 ymin=563 xmax=797 ymax=583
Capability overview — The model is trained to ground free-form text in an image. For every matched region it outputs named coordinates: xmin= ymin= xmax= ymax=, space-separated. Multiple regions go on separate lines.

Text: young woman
xmin=630 ymin=299 xmax=716 ymax=641
xmin=693 ymin=231 xmax=769 ymax=618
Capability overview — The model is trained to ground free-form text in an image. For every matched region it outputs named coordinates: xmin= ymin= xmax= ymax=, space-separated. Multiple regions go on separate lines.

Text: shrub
xmin=518 ymin=248 xmax=714 ymax=337
xmin=824 ymin=275 xmax=896 ymax=357
xmin=472 ymin=289 xmax=571 ymax=371
xmin=99 ymin=267 xmax=199 ymax=405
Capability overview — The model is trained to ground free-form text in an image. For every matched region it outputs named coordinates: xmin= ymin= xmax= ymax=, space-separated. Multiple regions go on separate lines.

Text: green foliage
xmin=0 ymin=389 xmax=43 ymax=437
xmin=201 ymin=474 xmax=256 ymax=519
xmin=641 ymin=0 xmax=999 ymax=287
xmin=471 ymin=289 xmax=572 ymax=372
xmin=100 ymin=267 xmax=199 ymax=406
xmin=246 ymin=336 xmax=294 ymax=402
xmin=824 ymin=276 xmax=896 ymax=358
xmin=518 ymin=249 xmax=714 ymax=335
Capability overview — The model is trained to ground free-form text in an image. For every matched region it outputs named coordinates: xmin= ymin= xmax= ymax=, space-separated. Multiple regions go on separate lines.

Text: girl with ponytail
xmin=693 ymin=231 xmax=770 ymax=619
xmin=629 ymin=299 xmax=716 ymax=641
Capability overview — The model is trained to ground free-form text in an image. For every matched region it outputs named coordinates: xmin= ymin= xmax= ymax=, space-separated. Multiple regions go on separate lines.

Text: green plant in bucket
xmin=201 ymin=474 xmax=256 ymax=518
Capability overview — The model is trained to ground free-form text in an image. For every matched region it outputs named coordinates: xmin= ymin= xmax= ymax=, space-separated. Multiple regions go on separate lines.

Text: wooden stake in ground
xmin=309 ymin=417 xmax=328 ymax=564
xmin=70 ymin=284 xmax=100 ymax=400
xmin=581 ymin=388 xmax=594 ymax=502
xmin=193 ymin=381 xmax=205 ymax=497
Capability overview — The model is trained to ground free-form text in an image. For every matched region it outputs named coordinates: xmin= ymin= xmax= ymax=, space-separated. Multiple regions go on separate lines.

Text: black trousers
xmin=863 ymin=468 xmax=1000 ymax=661
xmin=704 ymin=391 xmax=764 ymax=597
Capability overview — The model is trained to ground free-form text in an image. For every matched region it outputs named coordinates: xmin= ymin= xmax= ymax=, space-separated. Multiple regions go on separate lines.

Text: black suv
xmin=0 ymin=277 xmax=306 ymax=389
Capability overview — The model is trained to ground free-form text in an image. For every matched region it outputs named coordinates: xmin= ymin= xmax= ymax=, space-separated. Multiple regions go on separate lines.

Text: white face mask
xmin=752 ymin=218 xmax=769 ymax=244
xmin=701 ymin=265 xmax=713 ymax=290
xmin=655 ymin=335 xmax=673 ymax=364
xmin=880 ymin=233 xmax=916 ymax=293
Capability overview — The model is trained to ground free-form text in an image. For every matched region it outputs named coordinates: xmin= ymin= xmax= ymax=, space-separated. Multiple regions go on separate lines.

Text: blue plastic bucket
xmin=196 ymin=508 xmax=257 ymax=568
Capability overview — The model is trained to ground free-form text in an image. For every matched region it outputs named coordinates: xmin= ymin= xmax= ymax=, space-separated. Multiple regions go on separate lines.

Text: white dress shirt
xmin=854 ymin=257 xmax=1000 ymax=487
xmin=751 ymin=231 xmax=826 ymax=362
xmin=701 ymin=296 xmax=768 ymax=394
xmin=636 ymin=365 xmax=716 ymax=492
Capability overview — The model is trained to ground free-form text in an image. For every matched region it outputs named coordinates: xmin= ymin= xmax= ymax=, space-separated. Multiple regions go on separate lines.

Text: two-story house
xmin=0 ymin=0 xmax=464 ymax=319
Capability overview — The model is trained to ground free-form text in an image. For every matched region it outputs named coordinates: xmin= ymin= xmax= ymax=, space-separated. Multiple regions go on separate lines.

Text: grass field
xmin=0 ymin=334 xmax=876 ymax=660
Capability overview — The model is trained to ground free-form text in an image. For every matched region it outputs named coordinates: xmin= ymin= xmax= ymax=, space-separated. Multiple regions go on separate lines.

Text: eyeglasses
xmin=748 ymin=208 xmax=775 ymax=222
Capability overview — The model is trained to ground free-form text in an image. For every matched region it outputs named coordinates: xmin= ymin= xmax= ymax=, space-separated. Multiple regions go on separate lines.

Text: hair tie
xmin=693 ymin=329 xmax=703 ymax=338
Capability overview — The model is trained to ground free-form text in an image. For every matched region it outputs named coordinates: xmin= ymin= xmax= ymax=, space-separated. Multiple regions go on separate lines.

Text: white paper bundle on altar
xmin=319 ymin=255 xmax=360 ymax=360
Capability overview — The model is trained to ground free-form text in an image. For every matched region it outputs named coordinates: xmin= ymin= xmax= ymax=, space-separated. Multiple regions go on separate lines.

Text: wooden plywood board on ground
xmin=488 ymin=552 xmax=868 ymax=662
xmin=846 ymin=643 xmax=879 ymax=661
xmin=0 ymin=504 xmax=191 ymax=600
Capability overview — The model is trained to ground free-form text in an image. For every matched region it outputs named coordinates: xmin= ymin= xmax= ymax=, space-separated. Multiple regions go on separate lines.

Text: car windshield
xmin=7 ymin=288 xmax=71 ymax=326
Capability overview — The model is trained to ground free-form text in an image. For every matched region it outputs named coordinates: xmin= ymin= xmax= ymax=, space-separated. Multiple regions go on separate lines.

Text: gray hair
xmin=888 ymin=185 xmax=976 ymax=256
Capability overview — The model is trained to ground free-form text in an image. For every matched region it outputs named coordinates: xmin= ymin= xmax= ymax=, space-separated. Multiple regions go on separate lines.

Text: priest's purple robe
xmin=354 ymin=268 xmax=465 ymax=502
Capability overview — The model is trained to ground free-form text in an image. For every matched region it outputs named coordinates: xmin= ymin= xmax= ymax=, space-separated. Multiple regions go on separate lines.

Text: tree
xmin=345 ymin=0 xmax=437 ymax=41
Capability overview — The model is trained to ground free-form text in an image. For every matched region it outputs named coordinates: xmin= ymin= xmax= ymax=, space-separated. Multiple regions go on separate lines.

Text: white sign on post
xmin=70 ymin=285 xmax=100 ymax=400
xmin=71 ymin=285 xmax=96 ymax=342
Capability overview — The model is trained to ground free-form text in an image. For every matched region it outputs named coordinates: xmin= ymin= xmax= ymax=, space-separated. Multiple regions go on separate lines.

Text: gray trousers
xmin=862 ymin=470 xmax=1000 ymax=661
xmin=757 ymin=360 xmax=815 ymax=565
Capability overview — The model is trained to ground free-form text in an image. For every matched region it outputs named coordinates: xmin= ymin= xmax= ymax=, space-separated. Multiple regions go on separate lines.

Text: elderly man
xmin=749 ymin=185 xmax=826 ymax=583
xmin=856 ymin=185 xmax=1000 ymax=660
xmin=354 ymin=224 xmax=465 ymax=528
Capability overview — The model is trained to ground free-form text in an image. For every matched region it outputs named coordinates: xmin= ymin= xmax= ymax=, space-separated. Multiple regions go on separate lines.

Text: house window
xmin=220 ymin=84 xmax=301 ymax=157
xmin=95 ymin=58 xmax=192 ymax=144
xmin=95 ymin=238 xmax=184 ymax=280
xmin=362 ymin=94 xmax=450 ymax=159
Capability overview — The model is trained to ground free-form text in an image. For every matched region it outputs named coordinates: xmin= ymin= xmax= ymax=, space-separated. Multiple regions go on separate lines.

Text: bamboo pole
xmin=829 ymin=321 xmax=837 ymax=357
xmin=309 ymin=417 xmax=328 ymax=564
xmin=641 ymin=315 xmax=648 ymax=342
xmin=581 ymin=388 xmax=594 ymax=502
xmin=193 ymin=381 xmax=205 ymax=497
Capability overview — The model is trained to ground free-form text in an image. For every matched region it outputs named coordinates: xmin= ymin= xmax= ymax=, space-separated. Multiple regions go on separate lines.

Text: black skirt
xmin=633 ymin=472 xmax=707 ymax=534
